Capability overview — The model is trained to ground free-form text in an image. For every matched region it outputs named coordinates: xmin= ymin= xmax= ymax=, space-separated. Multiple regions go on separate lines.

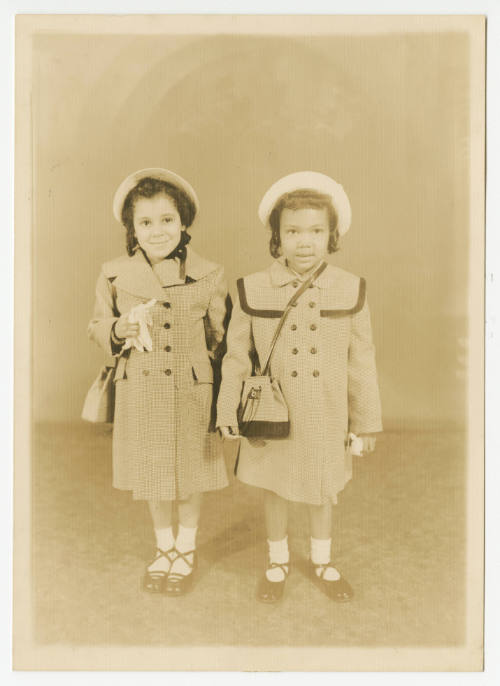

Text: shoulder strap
xmin=261 ymin=261 xmax=327 ymax=375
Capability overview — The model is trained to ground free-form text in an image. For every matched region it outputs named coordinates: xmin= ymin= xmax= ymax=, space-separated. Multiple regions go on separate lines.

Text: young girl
xmin=217 ymin=171 xmax=382 ymax=603
xmin=88 ymin=168 xmax=229 ymax=595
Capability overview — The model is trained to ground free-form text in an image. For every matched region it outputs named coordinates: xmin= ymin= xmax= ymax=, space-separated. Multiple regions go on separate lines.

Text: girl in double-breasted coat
xmin=88 ymin=168 xmax=229 ymax=595
xmin=218 ymin=171 xmax=382 ymax=604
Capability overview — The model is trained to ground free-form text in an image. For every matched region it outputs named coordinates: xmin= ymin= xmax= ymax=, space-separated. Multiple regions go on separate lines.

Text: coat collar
xmin=269 ymin=257 xmax=337 ymax=289
xmin=112 ymin=246 xmax=219 ymax=301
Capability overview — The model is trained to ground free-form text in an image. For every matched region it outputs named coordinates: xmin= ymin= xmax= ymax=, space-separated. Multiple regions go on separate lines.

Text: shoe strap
xmin=314 ymin=563 xmax=339 ymax=580
xmin=154 ymin=547 xmax=175 ymax=562
xmin=269 ymin=562 xmax=289 ymax=577
xmin=170 ymin=548 xmax=196 ymax=569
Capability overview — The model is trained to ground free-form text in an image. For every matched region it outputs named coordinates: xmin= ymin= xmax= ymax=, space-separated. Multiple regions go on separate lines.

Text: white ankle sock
xmin=170 ymin=524 xmax=198 ymax=577
xmin=311 ymin=537 xmax=340 ymax=581
xmin=155 ymin=526 xmax=175 ymax=552
xmin=266 ymin=537 xmax=289 ymax=582
xmin=148 ymin=526 xmax=175 ymax=573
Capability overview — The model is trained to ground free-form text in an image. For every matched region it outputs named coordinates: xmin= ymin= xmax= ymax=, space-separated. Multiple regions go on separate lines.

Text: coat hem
xmin=235 ymin=474 xmax=351 ymax=506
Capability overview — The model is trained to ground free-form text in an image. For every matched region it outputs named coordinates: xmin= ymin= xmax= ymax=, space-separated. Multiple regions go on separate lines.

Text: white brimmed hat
xmin=112 ymin=167 xmax=199 ymax=224
xmin=258 ymin=171 xmax=352 ymax=235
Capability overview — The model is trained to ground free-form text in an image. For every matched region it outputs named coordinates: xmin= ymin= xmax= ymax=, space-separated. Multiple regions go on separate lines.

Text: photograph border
xmin=12 ymin=12 xmax=485 ymax=672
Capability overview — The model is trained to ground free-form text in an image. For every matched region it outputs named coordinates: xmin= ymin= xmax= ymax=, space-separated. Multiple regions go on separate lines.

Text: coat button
xmin=291 ymin=371 xmax=298 ymax=377
xmin=292 ymin=348 xmax=298 ymax=354
xmin=310 ymin=323 xmax=317 ymax=331
xmin=142 ymin=369 xmax=149 ymax=376
xmin=163 ymin=322 xmax=171 ymax=329
xmin=291 ymin=302 xmax=298 ymax=307
xmin=165 ymin=345 xmax=172 ymax=352
xmin=313 ymin=370 xmax=320 ymax=377
xmin=291 ymin=324 xmax=297 ymax=331
xmin=309 ymin=302 xmax=316 ymax=308
xmin=310 ymin=347 xmax=317 ymax=354
xmin=163 ymin=302 xmax=171 ymax=309
xmin=164 ymin=369 xmax=172 ymax=376
xmin=292 ymin=281 xmax=299 ymax=288
xmin=309 ymin=284 xmax=314 ymax=289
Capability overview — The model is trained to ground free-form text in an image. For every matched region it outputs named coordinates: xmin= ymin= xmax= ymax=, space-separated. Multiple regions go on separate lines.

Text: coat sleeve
xmin=204 ymin=266 xmax=233 ymax=361
xmin=87 ymin=269 xmax=122 ymax=358
xmin=348 ymin=292 xmax=383 ymax=434
xmin=216 ymin=294 xmax=255 ymax=428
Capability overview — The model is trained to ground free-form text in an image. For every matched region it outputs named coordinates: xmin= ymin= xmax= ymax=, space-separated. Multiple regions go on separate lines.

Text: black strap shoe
xmin=311 ymin=562 xmax=354 ymax=602
xmin=257 ymin=562 xmax=289 ymax=603
xmin=142 ymin=547 xmax=175 ymax=594
xmin=165 ymin=549 xmax=197 ymax=596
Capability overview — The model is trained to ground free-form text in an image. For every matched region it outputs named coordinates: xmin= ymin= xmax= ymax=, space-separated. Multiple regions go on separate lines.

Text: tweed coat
xmin=88 ymin=246 xmax=230 ymax=501
xmin=216 ymin=258 xmax=382 ymax=505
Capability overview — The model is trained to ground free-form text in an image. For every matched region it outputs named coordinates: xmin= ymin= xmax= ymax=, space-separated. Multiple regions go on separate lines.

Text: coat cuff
xmin=110 ymin=320 xmax=125 ymax=356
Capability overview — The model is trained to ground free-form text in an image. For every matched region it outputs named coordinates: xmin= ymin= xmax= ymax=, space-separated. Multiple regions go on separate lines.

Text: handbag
xmin=82 ymin=280 xmax=119 ymax=424
xmin=81 ymin=363 xmax=116 ymax=423
xmin=237 ymin=261 xmax=327 ymax=440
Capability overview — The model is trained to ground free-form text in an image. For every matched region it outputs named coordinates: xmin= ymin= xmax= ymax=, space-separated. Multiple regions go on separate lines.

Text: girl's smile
xmin=279 ymin=207 xmax=330 ymax=274
xmin=133 ymin=193 xmax=185 ymax=264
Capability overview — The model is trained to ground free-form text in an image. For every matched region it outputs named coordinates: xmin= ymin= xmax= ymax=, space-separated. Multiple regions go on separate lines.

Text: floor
xmin=32 ymin=422 xmax=466 ymax=647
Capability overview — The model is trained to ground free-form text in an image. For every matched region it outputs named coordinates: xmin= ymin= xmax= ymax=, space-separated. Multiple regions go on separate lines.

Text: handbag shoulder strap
xmin=261 ymin=261 xmax=327 ymax=375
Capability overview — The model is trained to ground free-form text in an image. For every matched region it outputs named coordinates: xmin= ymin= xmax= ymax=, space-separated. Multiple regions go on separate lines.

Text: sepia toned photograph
xmin=13 ymin=13 xmax=485 ymax=671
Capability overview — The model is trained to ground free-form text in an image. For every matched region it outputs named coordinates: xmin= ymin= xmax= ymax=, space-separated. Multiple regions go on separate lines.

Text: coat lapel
xmin=111 ymin=246 xmax=219 ymax=302
xmin=112 ymin=251 xmax=169 ymax=302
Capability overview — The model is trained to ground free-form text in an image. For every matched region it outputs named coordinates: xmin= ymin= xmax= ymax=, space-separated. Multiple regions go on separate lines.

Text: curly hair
xmin=121 ymin=177 xmax=196 ymax=256
xmin=268 ymin=189 xmax=339 ymax=258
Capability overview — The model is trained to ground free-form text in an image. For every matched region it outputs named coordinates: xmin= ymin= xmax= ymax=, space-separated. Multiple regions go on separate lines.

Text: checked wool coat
xmin=217 ymin=258 xmax=383 ymax=505
xmin=88 ymin=247 xmax=230 ymax=501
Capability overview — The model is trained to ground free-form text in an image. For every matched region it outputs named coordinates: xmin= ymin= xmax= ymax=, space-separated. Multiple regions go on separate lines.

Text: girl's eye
xmin=162 ymin=217 xmax=173 ymax=223
xmin=314 ymin=228 xmax=325 ymax=234
xmin=140 ymin=220 xmax=151 ymax=227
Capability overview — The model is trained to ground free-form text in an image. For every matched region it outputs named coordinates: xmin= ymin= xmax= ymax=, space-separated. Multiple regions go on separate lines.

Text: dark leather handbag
xmin=237 ymin=261 xmax=327 ymax=440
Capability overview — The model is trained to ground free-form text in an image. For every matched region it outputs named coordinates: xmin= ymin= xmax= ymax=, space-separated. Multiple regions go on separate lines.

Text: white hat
xmin=112 ymin=167 xmax=199 ymax=224
xmin=258 ymin=171 xmax=352 ymax=236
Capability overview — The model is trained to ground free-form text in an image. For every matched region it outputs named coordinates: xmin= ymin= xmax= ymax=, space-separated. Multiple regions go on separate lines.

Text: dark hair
xmin=121 ymin=177 xmax=196 ymax=256
xmin=268 ymin=189 xmax=339 ymax=258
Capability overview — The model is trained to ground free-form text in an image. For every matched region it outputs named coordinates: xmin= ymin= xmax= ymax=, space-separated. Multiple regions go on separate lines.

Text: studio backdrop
xmin=32 ymin=31 xmax=470 ymax=429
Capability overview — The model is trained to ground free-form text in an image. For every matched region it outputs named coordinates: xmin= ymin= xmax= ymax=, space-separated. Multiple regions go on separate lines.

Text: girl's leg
xmin=263 ymin=490 xmax=289 ymax=582
xmin=308 ymin=502 xmax=340 ymax=581
xmin=146 ymin=500 xmax=175 ymax=575
xmin=169 ymin=492 xmax=202 ymax=578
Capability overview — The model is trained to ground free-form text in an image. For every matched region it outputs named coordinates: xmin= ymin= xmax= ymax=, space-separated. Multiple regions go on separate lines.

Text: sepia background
xmin=29 ymin=27 xmax=471 ymax=652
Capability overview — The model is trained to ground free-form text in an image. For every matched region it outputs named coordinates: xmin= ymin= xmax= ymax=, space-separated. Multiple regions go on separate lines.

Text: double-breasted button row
xmin=291 ymin=323 xmax=317 ymax=331
xmin=142 ymin=368 xmax=172 ymax=376
xmin=290 ymin=370 xmax=320 ymax=377
xmin=291 ymin=347 xmax=318 ymax=354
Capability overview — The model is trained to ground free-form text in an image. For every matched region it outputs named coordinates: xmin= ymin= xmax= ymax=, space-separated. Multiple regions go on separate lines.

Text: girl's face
xmin=133 ymin=192 xmax=185 ymax=264
xmin=279 ymin=207 xmax=330 ymax=274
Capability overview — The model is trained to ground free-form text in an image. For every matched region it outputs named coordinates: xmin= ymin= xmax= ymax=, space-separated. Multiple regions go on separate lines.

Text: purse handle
xmin=260 ymin=260 xmax=327 ymax=376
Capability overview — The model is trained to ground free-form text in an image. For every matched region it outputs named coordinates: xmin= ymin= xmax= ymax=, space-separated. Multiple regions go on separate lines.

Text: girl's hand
xmin=114 ymin=314 xmax=140 ymax=340
xmin=360 ymin=434 xmax=376 ymax=453
xmin=220 ymin=426 xmax=240 ymax=441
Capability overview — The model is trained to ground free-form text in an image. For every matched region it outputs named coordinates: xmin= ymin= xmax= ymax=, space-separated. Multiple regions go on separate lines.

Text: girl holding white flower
xmin=88 ymin=168 xmax=229 ymax=595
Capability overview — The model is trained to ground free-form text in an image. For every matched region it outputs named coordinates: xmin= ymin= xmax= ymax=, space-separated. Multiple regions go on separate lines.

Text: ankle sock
xmin=266 ymin=536 xmax=289 ymax=582
xmin=310 ymin=537 xmax=340 ymax=581
xmin=148 ymin=526 xmax=175 ymax=573
xmin=155 ymin=526 xmax=175 ymax=552
xmin=170 ymin=524 xmax=198 ymax=577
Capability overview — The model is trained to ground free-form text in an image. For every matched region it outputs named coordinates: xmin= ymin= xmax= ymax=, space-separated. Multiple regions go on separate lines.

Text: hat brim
xmin=258 ymin=171 xmax=352 ymax=236
xmin=112 ymin=168 xmax=199 ymax=224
